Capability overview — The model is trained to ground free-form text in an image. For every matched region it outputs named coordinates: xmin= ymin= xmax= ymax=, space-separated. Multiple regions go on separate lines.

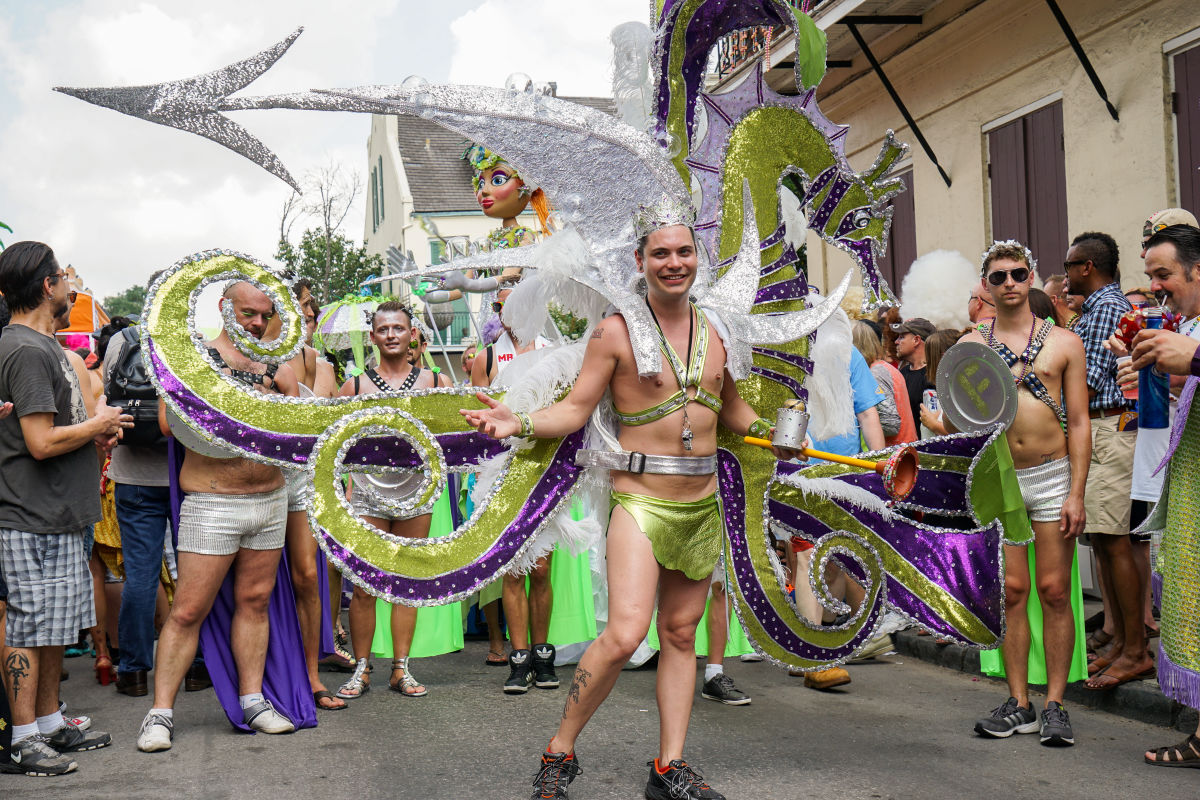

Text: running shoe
xmin=47 ymin=721 xmax=111 ymax=752
xmin=6 ymin=734 xmax=77 ymax=776
xmin=645 ymin=759 xmax=725 ymax=799
xmin=1040 ymin=701 xmax=1075 ymax=747
xmin=701 ymin=673 xmax=751 ymax=705
xmin=137 ymin=712 xmax=174 ymax=752
xmin=531 ymin=751 xmax=582 ymax=799
xmin=974 ymin=696 xmax=1039 ymax=738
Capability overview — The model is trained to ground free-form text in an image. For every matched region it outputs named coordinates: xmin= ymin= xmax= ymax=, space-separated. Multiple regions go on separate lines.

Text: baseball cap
xmin=1143 ymin=208 xmax=1199 ymax=242
xmin=889 ymin=317 xmax=936 ymax=340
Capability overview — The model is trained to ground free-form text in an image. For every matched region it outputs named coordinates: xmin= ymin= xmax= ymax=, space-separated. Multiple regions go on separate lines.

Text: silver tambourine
xmin=935 ymin=341 xmax=1018 ymax=432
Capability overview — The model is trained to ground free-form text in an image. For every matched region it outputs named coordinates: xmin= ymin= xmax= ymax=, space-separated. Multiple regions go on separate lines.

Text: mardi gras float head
xmin=58 ymin=1 xmax=1019 ymax=670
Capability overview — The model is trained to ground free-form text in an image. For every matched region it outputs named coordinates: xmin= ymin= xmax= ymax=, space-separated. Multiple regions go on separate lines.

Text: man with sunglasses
xmin=469 ymin=287 xmax=558 ymax=694
xmin=1063 ymin=232 xmax=1146 ymax=693
xmin=961 ymin=240 xmax=1090 ymax=747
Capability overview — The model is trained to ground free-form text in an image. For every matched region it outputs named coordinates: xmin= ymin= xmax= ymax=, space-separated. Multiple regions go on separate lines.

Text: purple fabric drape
xmin=167 ymin=439 xmax=317 ymax=732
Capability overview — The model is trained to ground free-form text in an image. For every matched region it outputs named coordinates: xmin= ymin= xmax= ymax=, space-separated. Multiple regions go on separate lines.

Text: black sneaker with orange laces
xmin=645 ymin=758 xmax=725 ymax=800
xmin=531 ymin=751 xmax=582 ymax=799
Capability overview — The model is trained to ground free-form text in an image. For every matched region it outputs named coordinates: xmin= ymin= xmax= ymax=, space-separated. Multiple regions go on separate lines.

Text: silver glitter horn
xmin=772 ymin=401 xmax=810 ymax=450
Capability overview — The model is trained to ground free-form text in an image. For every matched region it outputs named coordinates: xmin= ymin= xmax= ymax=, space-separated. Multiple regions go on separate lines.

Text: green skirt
xmin=979 ymin=542 xmax=1089 ymax=683
xmin=371 ymin=488 xmax=464 ymax=659
xmin=611 ymin=491 xmax=723 ymax=581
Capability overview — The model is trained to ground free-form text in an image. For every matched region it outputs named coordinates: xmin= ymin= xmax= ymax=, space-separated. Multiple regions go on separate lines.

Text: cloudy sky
xmin=0 ymin=0 xmax=648 ymax=301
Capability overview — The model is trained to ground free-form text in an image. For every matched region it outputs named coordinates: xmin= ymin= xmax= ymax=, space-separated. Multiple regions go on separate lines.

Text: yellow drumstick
xmin=743 ymin=436 xmax=884 ymax=472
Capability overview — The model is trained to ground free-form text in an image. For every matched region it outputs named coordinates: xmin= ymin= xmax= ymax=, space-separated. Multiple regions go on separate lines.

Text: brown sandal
xmin=1145 ymin=734 xmax=1200 ymax=767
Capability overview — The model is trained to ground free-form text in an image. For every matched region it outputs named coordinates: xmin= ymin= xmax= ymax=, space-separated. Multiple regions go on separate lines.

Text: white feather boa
xmin=501 ymin=228 xmax=609 ymax=346
xmin=898 ymin=250 xmax=978 ymax=330
xmin=468 ymin=341 xmax=606 ymax=575
xmin=806 ymin=306 xmax=856 ymax=440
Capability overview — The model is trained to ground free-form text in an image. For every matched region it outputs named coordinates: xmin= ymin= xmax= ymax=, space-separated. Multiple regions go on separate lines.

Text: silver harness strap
xmin=574 ymin=449 xmax=717 ymax=476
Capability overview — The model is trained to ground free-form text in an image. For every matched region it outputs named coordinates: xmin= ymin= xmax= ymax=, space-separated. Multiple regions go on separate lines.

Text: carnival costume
xmin=62 ymin=0 xmax=1030 ymax=673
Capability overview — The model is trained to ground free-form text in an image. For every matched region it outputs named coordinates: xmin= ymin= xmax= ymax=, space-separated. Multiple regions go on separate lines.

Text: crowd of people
xmin=2 ymin=205 xmax=1200 ymax=793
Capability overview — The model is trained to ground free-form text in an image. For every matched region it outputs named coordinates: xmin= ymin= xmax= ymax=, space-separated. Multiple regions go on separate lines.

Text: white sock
xmin=35 ymin=711 xmax=65 ymax=734
xmin=149 ymin=707 xmax=173 ymax=719
xmin=705 ymin=664 xmax=723 ymax=681
xmin=239 ymin=693 xmax=265 ymax=710
xmin=12 ymin=722 xmax=39 ymax=743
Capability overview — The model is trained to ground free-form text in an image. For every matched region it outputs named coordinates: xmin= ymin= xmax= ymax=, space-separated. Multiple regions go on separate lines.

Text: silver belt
xmin=574 ymin=449 xmax=717 ymax=476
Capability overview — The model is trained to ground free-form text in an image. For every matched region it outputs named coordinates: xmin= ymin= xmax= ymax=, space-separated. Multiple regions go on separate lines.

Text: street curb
xmin=892 ymin=630 xmax=1199 ymax=732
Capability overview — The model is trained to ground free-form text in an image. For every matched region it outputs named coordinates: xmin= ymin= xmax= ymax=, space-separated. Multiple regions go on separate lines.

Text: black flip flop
xmin=314 ymin=689 xmax=348 ymax=711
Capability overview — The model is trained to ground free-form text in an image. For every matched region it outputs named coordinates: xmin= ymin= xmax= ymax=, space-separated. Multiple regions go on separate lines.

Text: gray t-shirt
xmin=103 ymin=328 xmax=169 ymax=487
xmin=0 ymin=324 xmax=101 ymax=533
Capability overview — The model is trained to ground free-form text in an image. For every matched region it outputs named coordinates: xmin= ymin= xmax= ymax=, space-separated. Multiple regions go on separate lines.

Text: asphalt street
xmin=10 ymin=641 xmax=1199 ymax=799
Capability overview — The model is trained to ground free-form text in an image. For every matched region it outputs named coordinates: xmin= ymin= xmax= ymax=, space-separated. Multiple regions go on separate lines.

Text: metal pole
xmin=846 ymin=22 xmax=952 ymax=188
xmin=1044 ymin=0 xmax=1119 ymax=122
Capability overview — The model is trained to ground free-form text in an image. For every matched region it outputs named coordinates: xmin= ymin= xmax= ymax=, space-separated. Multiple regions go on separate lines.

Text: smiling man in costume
xmin=463 ymin=201 xmax=793 ymax=800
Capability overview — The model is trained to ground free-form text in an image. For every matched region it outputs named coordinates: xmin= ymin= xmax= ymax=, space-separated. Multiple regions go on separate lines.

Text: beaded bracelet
xmin=515 ymin=411 xmax=534 ymax=437
xmin=748 ymin=417 xmax=772 ymax=439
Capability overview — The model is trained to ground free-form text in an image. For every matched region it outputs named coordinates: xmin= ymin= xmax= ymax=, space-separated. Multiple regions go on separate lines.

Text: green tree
xmin=102 ymin=284 xmax=148 ymax=319
xmin=276 ymin=229 xmax=384 ymax=304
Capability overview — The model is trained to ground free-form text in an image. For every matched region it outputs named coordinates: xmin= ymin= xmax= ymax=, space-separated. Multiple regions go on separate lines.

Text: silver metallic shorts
xmin=177 ymin=486 xmax=288 ymax=556
xmin=285 ymin=468 xmax=308 ymax=513
xmin=1014 ymin=456 xmax=1071 ymax=523
xmin=346 ymin=472 xmax=424 ymax=521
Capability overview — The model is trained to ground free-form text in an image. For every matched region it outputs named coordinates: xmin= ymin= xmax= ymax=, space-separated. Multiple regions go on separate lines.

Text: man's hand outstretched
xmin=460 ymin=392 xmax=522 ymax=440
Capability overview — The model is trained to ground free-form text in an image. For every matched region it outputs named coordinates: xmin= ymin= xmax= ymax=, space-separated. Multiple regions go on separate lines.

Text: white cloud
xmin=0 ymin=0 xmax=646 ymax=302
xmin=446 ymin=0 xmax=648 ymax=96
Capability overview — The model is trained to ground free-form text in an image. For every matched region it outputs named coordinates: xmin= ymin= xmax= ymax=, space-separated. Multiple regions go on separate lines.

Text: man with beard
xmin=137 ymin=281 xmax=301 ymax=752
xmin=959 ymin=241 xmax=1090 ymax=746
xmin=0 ymin=242 xmax=130 ymax=775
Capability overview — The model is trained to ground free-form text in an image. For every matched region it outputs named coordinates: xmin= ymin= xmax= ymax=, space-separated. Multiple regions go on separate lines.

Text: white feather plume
xmin=610 ymin=22 xmax=654 ymax=132
xmin=806 ymin=305 xmax=855 ymax=440
xmin=898 ymin=250 xmax=977 ymax=330
xmin=501 ymin=227 xmax=609 ymax=346
xmin=469 ymin=340 xmax=603 ymax=575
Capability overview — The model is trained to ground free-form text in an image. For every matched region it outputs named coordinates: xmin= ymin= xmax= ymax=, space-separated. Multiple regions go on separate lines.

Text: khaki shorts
xmin=1083 ymin=416 xmax=1136 ymax=536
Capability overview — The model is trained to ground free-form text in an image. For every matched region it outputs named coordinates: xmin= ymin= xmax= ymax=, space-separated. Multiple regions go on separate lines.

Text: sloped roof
xmin=397 ymin=96 xmax=617 ymax=213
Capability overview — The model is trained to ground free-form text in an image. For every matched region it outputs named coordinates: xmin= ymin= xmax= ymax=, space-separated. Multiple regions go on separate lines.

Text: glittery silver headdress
xmin=980 ymin=239 xmax=1038 ymax=274
xmin=633 ymin=195 xmax=698 ymax=242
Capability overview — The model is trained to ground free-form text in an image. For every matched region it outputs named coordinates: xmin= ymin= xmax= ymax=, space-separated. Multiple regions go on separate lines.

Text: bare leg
xmin=103 ymin=581 xmax=123 ymax=650
xmin=655 ymin=568 xmax=711 ymax=763
xmin=528 ymin=555 xmax=553 ymax=645
xmin=35 ymin=646 xmax=64 ymax=718
xmin=1094 ymin=549 xmax=1114 ymax=639
xmin=88 ymin=549 xmax=110 ymax=662
xmin=1131 ymin=540 xmax=1158 ymax=630
xmin=1088 ymin=535 xmax=1152 ymax=685
xmin=502 ymin=573 xmax=530 ymax=651
xmin=151 ymin=551 xmax=236 ymax=709
xmin=285 ymin=510 xmax=327 ymax=695
xmin=1031 ymin=521 xmax=1075 ymax=705
xmin=791 ymin=545 xmax=823 ymax=623
xmin=548 ymin=506 xmax=659 ymax=754
xmin=1000 ymin=543 xmax=1032 ymax=706
xmin=385 ymin=514 xmax=431 ymax=694
xmin=327 ymin=557 xmax=345 ymax=638
xmin=483 ymin=600 xmax=506 ymax=657
xmin=230 ymin=546 xmax=284 ymax=696
xmin=4 ymin=646 xmax=40 ymax=726
xmin=707 ymin=583 xmax=727 ymax=667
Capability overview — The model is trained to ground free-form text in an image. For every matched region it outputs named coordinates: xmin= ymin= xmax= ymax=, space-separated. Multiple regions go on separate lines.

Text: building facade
xmin=712 ymin=0 xmax=1200 ymax=296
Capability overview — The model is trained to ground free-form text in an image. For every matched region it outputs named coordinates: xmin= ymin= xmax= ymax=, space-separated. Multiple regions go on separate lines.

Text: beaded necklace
xmin=986 ymin=315 xmax=1038 ymax=387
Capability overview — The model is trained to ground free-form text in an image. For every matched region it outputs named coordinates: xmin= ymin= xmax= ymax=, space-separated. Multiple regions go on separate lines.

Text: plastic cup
xmin=1116 ymin=355 xmax=1138 ymax=400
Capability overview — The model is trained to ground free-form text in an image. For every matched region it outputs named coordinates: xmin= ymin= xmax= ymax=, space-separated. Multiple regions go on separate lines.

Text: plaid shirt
xmin=1075 ymin=282 xmax=1132 ymax=411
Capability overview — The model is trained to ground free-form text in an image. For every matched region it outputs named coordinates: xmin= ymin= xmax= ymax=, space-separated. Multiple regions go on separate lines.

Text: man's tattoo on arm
xmin=562 ymin=666 xmax=593 ymax=719
xmin=5 ymin=651 xmax=30 ymax=700
xmin=591 ymin=328 xmax=603 ymax=339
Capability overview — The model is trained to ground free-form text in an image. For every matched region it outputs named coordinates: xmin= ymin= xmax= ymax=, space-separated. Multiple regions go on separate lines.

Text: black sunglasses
xmin=986 ymin=267 xmax=1031 ymax=286
xmin=1063 ymin=259 xmax=1088 ymax=270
